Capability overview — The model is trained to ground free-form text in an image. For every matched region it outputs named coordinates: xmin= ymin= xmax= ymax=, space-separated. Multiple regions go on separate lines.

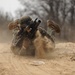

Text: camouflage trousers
xmin=11 ymin=28 xmax=55 ymax=58
xmin=11 ymin=29 xmax=35 ymax=56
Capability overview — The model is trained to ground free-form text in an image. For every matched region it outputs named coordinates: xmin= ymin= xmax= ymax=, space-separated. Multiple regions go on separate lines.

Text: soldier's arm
xmin=47 ymin=20 xmax=60 ymax=33
xmin=8 ymin=19 xmax=19 ymax=30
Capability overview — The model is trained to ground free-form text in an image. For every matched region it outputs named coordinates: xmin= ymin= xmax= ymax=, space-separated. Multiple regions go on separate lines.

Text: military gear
xmin=12 ymin=16 xmax=41 ymax=49
xmin=17 ymin=16 xmax=33 ymax=36
xmin=19 ymin=16 xmax=32 ymax=26
xmin=27 ymin=18 xmax=41 ymax=39
xmin=17 ymin=17 xmax=41 ymax=39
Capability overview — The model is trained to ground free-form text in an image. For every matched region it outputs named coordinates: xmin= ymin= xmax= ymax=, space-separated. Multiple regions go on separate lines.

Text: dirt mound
xmin=0 ymin=42 xmax=75 ymax=75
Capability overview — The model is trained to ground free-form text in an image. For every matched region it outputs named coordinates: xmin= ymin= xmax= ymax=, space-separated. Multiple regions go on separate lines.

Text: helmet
xmin=19 ymin=16 xmax=32 ymax=25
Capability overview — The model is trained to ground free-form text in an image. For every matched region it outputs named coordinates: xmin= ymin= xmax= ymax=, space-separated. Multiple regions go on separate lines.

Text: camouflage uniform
xmin=11 ymin=16 xmax=35 ymax=55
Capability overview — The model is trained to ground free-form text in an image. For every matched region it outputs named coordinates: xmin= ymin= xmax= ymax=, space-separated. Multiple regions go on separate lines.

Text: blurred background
xmin=0 ymin=0 xmax=75 ymax=42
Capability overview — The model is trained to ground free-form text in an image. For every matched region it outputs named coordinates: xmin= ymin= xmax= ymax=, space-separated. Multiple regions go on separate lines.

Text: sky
xmin=0 ymin=0 xmax=22 ymax=17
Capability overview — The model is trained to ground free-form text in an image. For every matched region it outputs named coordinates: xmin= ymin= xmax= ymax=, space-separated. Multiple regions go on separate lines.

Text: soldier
xmin=8 ymin=16 xmax=41 ymax=55
xmin=8 ymin=16 xmax=32 ymax=54
xmin=8 ymin=16 xmax=59 ymax=58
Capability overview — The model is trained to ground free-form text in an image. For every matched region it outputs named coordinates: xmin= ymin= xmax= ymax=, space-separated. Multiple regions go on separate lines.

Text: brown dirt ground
xmin=0 ymin=42 xmax=75 ymax=75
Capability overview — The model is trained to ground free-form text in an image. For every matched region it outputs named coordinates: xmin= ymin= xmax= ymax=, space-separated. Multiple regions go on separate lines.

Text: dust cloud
xmin=0 ymin=30 xmax=75 ymax=75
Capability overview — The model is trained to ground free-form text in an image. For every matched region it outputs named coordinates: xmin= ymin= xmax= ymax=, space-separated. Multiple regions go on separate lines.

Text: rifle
xmin=17 ymin=18 xmax=41 ymax=39
xmin=27 ymin=18 xmax=41 ymax=39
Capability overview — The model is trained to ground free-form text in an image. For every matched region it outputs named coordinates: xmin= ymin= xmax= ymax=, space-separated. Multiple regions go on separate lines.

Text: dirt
xmin=0 ymin=42 xmax=75 ymax=75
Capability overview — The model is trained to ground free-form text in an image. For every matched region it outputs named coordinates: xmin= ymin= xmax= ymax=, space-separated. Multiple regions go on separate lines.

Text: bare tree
xmin=17 ymin=0 xmax=75 ymax=41
xmin=0 ymin=10 xmax=13 ymax=29
xmin=69 ymin=0 xmax=75 ymax=25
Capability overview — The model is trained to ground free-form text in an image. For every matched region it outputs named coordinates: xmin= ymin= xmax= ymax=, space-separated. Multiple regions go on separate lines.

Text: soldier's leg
xmin=18 ymin=37 xmax=31 ymax=55
xmin=44 ymin=36 xmax=55 ymax=52
xmin=10 ymin=34 xmax=21 ymax=55
xmin=34 ymin=30 xmax=55 ymax=58
xmin=11 ymin=43 xmax=20 ymax=55
xmin=33 ymin=31 xmax=46 ymax=58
